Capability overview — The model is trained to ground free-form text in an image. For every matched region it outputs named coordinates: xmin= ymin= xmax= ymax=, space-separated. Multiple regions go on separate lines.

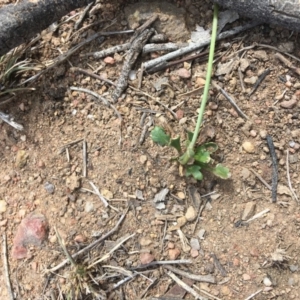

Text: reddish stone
xmin=12 ymin=212 xmax=48 ymax=259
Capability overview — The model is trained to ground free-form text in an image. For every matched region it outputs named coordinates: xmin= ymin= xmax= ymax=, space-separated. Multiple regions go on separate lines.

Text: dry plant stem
xmin=211 ymin=253 xmax=227 ymax=277
xmin=88 ymin=233 xmax=135 ymax=268
xmin=275 ymin=53 xmax=300 ymax=75
xmin=266 ymin=135 xmax=278 ymax=203
xmin=0 ymin=111 xmax=24 ymax=131
xmin=138 ymin=63 xmax=144 ymax=89
xmin=246 ymin=209 xmax=270 ymax=223
xmin=130 ymin=14 xmax=158 ymax=43
xmin=250 ymin=168 xmax=272 ymax=190
xmin=70 ymin=86 xmax=122 ymax=120
xmin=193 ymin=285 xmax=222 ymax=300
xmin=166 ymin=271 xmax=208 ymax=300
xmin=192 ymin=199 xmax=208 ymax=234
xmin=142 ymin=43 xmax=187 ymax=54
xmin=58 ymin=138 xmax=84 ymax=154
xmin=54 ymin=227 xmax=76 ymax=268
xmin=138 ymin=278 xmax=158 ymax=299
xmin=89 ymin=181 xmax=108 ymax=207
xmin=144 ymin=21 xmax=261 ymax=70
xmin=82 ymin=42 xmax=130 ymax=58
xmin=70 ymin=67 xmax=116 ymax=86
xmin=163 ymin=265 xmax=216 ymax=283
xmin=244 ymin=289 xmax=263 ymax=300
xmin=212 ymin=81 xmax=248 ymax=120
xmin=132 ymin=259 xmax=192 ymax=270
xmin=2 ymin=233 xmax=14 ymax=300
xmin=238 ymin=67 xmax=246 ymax=92
xmin=47 ymin=211 xmax=128 ymax=273
xmin=108 ymin=274 xmax=138 ymax=292
xmin=112 ymin=28 xmax=155 ymax=103
xmin=249 ymin=68 xmax=271 ymax=96
xmin=74 ymin=1 xmax=94 ymax=30
xmin=286 ymin=150 xmax=300 ymax=203
xmin=82 ymin=140 xmax=87 ymax=177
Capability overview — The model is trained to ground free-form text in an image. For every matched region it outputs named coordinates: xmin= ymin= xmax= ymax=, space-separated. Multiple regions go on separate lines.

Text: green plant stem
xmin=179 ymin=4 xmax=219 ymax=165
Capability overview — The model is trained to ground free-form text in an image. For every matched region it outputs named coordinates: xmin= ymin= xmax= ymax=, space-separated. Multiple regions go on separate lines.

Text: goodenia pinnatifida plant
xmin=151 ymin=4 xmax=231 ymax=181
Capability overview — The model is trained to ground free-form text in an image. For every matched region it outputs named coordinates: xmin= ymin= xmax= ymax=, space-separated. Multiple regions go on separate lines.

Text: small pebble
xmin=85 ymin=201 xmax=94 ymax=213
xmin=263 ymin=277 xmax=272 ymax=287
xmin=74 ymin=234 xmax=87 ymax=243
xmin=140 ymin=252 xmax=155 ymax=265
xmin=190 ymin=248 xmax=199 ymax=258
xmin=242 ymin=273 xmax=251 ymax=281
xmin=280 ymin=99 xmax=297 ymax=108
xmin=250 ymin=130 xmax=257 ymax=137
xmin=44 ymin=182 xmax=55 ymax=194
xmin=103 ymin=56 xmax=115 ymax=65
xmin=0 ymin=200 xmax=7 ymax=213
xmin=177 ymin=191 xmax=185 ymax=200
xmin=242 ymin=141 xmax=255 ymax=153
xmin=169 ymin=248 xmax=181 ymax=260
xmin=244 ymin=76 xmax=258 ymax=85
xmin=176 ymin=68 xmax=191 ymax=79
xmin=185 ymin=206 xmax=197 ymax=222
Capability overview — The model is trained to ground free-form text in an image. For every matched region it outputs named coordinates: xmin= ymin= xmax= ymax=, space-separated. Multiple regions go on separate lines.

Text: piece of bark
xmin=0 ymin=0 xmax=93 ymax=56
xmin=12 ymin=212 xmax=49 ymax=259
xmin=214 ymin=0 xmax=300 ymax=32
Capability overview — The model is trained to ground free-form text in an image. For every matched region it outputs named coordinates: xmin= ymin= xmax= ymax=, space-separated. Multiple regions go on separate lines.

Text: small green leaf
xmin=186 ymin=165 xmax=203 ymax=180
xmin=211 ymin=164 xmax=231 ymax=179
xmin=194 ymin=147 xmax=211 ymax=163
xmin=179 ymin=148 xmax=195 ymax=165
xmin=201 ymin=142 xmax=218 ymax=153
xmin=151 ymin=126 xmax=170 ymax=146
xmin=170 ymin=137 xmax=181 ymax=153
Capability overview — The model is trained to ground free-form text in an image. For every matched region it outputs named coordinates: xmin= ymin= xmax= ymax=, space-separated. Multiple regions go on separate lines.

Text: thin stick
xmin=130 ymin=14 xmax=158 ymax=42
xmin=244 ymin=289 xmax=263 ymax=300
xmin=2 ymin=233 xmax=14 ymax=300
xmin=132 ymin=259 xmax=192 ymax=270
xmin=275 ymin=53 xmax=300 ymax=76
xmin=142 ymin=43 xmax=186 ymax=54
xmin=69 ymin=86 xmax=121 ymax=120
xmin=211 ymin=253 xmax=227 ymax=277
xmin=82 ymin=42 xmax=130 ymax=59
xmin=212 ymin=81 xmax=248 ymax=120
xmin=144 ymin=21 xmax=261 ymax=70
xmin=238 ymin=67 xmax=246 ymax=92
xmin=89 ymin=181 xmax=108 ymax=207
xmin=246 ymin=208 xmax=270 ymax=223
xmin=166 ymin=271 xmax=208 ymax=300
xmin=70 ymin=67 xmax=116 ymax=86
xmin=286 ymin=150 xmax=300 ymax=204
xmin=112 ymin=28 xmax=155 ymax=102
xmin=193 ymin=285 xmax=222 ymax=300
xmin=266 ymin=135 xmax=278 ymax=203
xmin=74 ymin=1 xmax=94 ymax=30
xmin=0 ymin=111 xmax=24 ymax=131
xmin=88 ymin=233 xmax=135 ymax=268
xmin=163 ymin=265 xmax=215 ymax=283
xmin=249 ymin=68 xmax=271 ymax=96
xmin=250 ymin=168 xmax=272 ymax=190
xmin=46 ymin=210 xmax=128 ymax=273
xmin=82 ymin=140 xmax=87 ymax=178
xmin=58 ymin=138 xmax=84 ymax=154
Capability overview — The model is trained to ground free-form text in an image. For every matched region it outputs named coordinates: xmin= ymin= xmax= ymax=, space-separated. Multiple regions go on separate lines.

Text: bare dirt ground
xmin=1 ymin=0 xmax=300 ymax=299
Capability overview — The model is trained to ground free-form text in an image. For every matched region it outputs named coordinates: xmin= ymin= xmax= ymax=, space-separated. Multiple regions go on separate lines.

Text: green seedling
xmin=151 ymin=4 xmax=231 ymax=181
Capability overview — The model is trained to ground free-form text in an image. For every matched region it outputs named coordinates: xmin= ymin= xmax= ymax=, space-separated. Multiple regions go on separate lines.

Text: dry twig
xmin=46 ymin=210 xmax=128 ymax=273
xmin=2 ymin=233 xmax=14 ymax=300
xmin=112 ymin=28 xmax=155 ymax=102
xmin=286 ymin=150 xmax=300 ymax=204
xmin=166 ymin=271 xmax=208 ymax=300
xmin=266 ymin=135 xmax=278 ymax=203
xmin=163 ymin=265 xmax=216 ymax=283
